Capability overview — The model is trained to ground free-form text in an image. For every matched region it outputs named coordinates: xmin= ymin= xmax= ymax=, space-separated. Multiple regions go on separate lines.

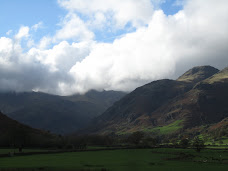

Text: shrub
xmin=192 ymin=137 xmax=205 ymax=152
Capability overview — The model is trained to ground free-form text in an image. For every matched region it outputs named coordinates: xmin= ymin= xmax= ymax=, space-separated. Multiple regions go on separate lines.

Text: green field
xmin=205 ymin=137 xmax=228 ymax=146
xmin=0 ymin=148 xmax=49 ymax=155
xmin=144 ymin=120 xmax=183 ymax=134
xmin=0 ymin=148 xmax=227 ymax=171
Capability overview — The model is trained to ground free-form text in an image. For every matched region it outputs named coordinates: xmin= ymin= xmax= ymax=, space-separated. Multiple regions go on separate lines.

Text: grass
xmin=206 ymin=69 xmax=228 ymax=84
xmin=206 ymin=146 xmax=228 ymax=149
xmin=116 ymin=120 xmax=183 ymax=135
xmin=204 ymin=136 xmax=228 ymax=146
xmin=144 ymin=120 xmax=183 ymax=134
xmin=177 ymin=73 xmax=202 ymax=82
xmin=0 ymin=148 xmax=227 ymax=171
xmin=87 ymin=146 xmax=113 ymax=150
xmin=0 ymin=148 xmax=48 ymax=155
xmin=221 ymin=138 xmax=228 ymax=144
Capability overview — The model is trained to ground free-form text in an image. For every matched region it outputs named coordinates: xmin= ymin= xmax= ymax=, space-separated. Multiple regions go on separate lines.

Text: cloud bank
xmin=0 ymin=0 xmax=228 ymax=95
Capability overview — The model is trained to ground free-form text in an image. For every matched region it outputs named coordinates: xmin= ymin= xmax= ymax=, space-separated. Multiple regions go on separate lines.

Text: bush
xmin=127 ymin=131 xmax=144 ymax=146
xmin=192 ymin=137 xmax=205 ymax=152
xmin=179 ymin=138 xmax=190 ymax=148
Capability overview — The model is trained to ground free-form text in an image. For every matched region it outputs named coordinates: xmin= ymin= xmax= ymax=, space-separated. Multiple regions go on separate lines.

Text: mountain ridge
xmin=83 ymin=65 xmax=226 ymax=135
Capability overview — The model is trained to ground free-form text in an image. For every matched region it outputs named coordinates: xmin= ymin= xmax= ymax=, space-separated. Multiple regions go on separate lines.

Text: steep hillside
xmin=208 ymin=117 xmax=228 ymax=133
xmin=0 ymin=111 xmax=57 ymax=147
xmin=0 ymin=90 xmax=126 ymax=134
xmin=87 ymin=79 xmax=192 ymax=134
xmin=151 ymin=66 xmax=228 ymax=129
xmin=84 ymin=66 xmax=221 ymax=135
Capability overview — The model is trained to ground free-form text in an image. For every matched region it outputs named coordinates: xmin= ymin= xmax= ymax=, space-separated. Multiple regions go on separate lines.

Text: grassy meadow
xmin=144 ymin=120 xmax=183 ymax=135
xmin=0 ymin=149 xmax=49 ymax=155
xmin=0 ymin=148 xmax=227 ymax=171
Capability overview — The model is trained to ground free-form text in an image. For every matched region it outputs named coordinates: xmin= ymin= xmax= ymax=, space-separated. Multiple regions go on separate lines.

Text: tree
xmin=179 ymin=138 xmax=190 ymax=148
xmin=192 ymin=137 xmax=205 ymax=152
xmin=170 ymin=138 xmax=178 ymax=147
xmin=219 ymin=140 xmax=223 ymax=145
xmin=141 ymin=137 xmax=158 ymax=147
xmin=8 ymin=127 xmax=30 ymax=148
xmin=127 ymin=131 xmax=144 ymax=146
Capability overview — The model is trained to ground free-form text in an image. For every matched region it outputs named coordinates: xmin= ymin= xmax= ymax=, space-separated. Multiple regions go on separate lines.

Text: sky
xmin=0 ymin=0 xmax=228 ymax=95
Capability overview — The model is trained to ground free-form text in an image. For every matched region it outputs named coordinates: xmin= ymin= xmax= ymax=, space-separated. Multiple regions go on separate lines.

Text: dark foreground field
xmin=0 ymin=148 xmax=227 ymax=171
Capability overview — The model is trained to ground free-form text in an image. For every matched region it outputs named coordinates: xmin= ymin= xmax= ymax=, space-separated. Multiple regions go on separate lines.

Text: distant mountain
xmin=0 ymin=111 xmax=56 ymax=147
xmin=63 ymin=89 xmax=127 ymax=110
xmin=84 ymin=65 xmax=223 ymax=135
xmin=0 ymin=90 xmax=126 ymax=134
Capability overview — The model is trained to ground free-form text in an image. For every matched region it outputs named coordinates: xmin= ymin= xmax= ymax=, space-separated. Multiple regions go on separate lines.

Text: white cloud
xmin=26 ymin=39 xmax=35 ymax=48
xmin=0 ymin=35 xmax=91 ymax=95
xmin=0 ymin=37 xmax=13 ymax=55
xmin=38 ymin=36 xmax=52 ymax=50
xmin=58 ymin=0 xmax=154 ymax=29
xmin=15 ymin=26 xmax=30 ymax=40
xmin=31 ymin=22 xmax=43 ymax=31
xmin=29 ymin=41 xmax=92 ymax=72
xmin=174 ymin=0 xmax=187 ymax=7
xmin=87 ymin=12 xmax=107 ymax=30
xmin=54 ymin=13 xmax=94 ymax=42
xmin=1 ymin=0 xmax=228 ymax=95
xmin=6 ymin=30 xmax=12 ymax=36
xmin=68 ymin=11 xmax=175 ymax=92
xmin=67 ymin=0 xmax=228 ymax=93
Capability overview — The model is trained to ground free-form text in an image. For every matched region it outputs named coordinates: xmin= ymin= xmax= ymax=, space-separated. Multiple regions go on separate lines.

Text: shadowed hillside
xmin=0 ymin=90 xmax=126 ymax=134
xmin=0 ymin=111 xmax=57 ymax=147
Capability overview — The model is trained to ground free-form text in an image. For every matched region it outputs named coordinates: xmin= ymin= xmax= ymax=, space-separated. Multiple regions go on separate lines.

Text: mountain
xmin=63 ymin=89 xmax=127 ymax=110
xmin=177 ymin=65 xmax=219 ymax=84
xmin=86 ymin=79 xmax=192 ymax=134
xmin=152 ymin=66 xmax=228 ymax=128
xmin=0 ymin=111 xmax=57 ymax=147
xmin=84 ymin=65 xmax=223 ymax=135
xmin=0 ymin=90 xmax=126 ymax=134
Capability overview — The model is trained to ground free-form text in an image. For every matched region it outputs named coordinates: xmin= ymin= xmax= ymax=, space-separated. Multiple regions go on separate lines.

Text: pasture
xmin=0 ymin=148 xmax=227 ymax=171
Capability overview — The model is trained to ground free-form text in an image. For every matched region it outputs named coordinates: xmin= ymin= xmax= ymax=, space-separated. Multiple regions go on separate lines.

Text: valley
xmin=0 ymin=65 xmax=228 ymax=171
